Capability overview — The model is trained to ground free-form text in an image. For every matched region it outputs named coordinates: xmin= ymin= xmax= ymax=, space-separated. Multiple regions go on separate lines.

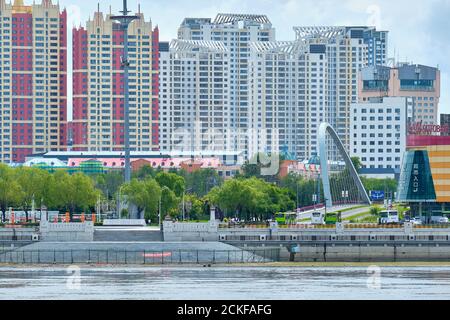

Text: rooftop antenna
xmin=110 ymin=0 xmax=140 ymax=184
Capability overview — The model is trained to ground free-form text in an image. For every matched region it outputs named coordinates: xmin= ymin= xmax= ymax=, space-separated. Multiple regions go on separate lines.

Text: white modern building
xmin=248 ymin=41 xmax=328 ymax=161
xmin=293 ymin=26 xmax=387 ymax=153
xmin=159 ymin=39 xmax=231 ymax=153
xmin=350 ymin=97 xmax=408 ymax=178
xmin=177 ymin=14 xmax=276 ymax=158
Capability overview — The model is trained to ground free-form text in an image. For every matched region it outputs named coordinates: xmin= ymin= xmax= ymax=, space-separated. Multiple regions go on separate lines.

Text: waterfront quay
xmin=2 ymin=218 xmax=450 ymax=264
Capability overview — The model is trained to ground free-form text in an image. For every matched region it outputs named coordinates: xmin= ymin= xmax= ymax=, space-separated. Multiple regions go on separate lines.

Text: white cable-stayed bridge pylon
xmin=318 ymin=123 xmax=371 ymax=209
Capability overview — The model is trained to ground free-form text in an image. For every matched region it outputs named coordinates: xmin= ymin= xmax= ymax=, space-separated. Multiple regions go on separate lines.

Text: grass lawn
xmin=343 ymin=211 xmax=371 ymax=221
xmin=328 ymin=205 xmax=369 ymax=215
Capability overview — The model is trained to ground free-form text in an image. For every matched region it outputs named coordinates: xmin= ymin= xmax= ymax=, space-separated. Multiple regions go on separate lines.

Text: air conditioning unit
xmin=219 ymin=235 xmax=226 ymax=241
xmin=409 ymin=235 xmax=416 ymax=241
xmin=259 ymin=235 xmax=267 ymax=241
xmin=32 ymin=234 xmax=40 ymax=242
xmin=291 ymin=235 xmax=298 ymax=241
xmin=370 ymin=235 xmax=377 ymax=241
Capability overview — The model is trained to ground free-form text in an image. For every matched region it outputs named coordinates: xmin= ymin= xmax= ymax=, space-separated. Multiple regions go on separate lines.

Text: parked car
xmin=430 ymin=216 xmax=449 ymax=224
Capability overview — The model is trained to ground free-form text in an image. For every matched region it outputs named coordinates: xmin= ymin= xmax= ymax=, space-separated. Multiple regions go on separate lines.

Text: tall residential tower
xmin=177 ymin=14 xmax=275 ymax=158
xmin=159 ymin=39 xmax=231 ymax=153
xmin=72 ymin=6 xmax=159 ymax=152
xmin=0 ymin=0 xmax=67 ymax=164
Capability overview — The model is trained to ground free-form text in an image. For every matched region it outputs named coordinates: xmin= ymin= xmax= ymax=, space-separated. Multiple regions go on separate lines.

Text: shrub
xmin=370 ymin=206 xmax=382 ymax=216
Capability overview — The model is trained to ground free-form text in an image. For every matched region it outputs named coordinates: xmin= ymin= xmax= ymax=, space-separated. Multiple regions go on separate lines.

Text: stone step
xmin=94 ymin=230 xmax=163 ymax=242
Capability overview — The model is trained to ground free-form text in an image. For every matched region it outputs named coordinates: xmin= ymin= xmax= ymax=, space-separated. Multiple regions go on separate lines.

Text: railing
xmin=0 ymin=235 xmax=34 ymax=241
xmin=0 ymin=248 xmax=281 ymax=265
xmin=344 ymin=224 xmax=403 ymax=229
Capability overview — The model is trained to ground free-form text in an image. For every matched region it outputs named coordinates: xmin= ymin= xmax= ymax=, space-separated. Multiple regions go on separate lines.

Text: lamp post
xmin=110 ymin=0 xmax=140 ymax=183
xmin=159 ymin=186 xmax=169 ymax=230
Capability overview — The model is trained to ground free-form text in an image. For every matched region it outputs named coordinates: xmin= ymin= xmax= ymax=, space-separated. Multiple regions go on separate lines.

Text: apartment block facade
xmin=177 ymin=14 xmax=275 ymax=158
xmin=248 ymin=41 xmax=328 ymax=160
xmin=359 ymin=63 xmax=441 ymax=126
xmin=159 ymin=39 xmax=231 ymax=153
xmin=350 ymin=97 xmax=408 ymax=176
xmin=293 ymin=26 xmax=383 ymax=153
xmin=0 ymin=0 xmax=67 ymax=164
xmin=72 ymin=7 xmax=159 ymax=152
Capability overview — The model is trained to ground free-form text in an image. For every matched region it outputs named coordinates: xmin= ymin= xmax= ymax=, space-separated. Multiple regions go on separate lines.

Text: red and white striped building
xmin=72 ymin=5 xmax=159 ymax=153
xmin=0 ymin=0 xmax=67 ymax=164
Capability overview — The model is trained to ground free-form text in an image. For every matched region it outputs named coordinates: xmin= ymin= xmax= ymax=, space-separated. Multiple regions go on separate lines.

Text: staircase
xmin=94 ymin=228 xmax=163 ymax=242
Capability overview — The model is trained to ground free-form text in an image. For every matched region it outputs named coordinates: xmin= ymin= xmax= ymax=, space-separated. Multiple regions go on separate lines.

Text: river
xmin=1 ymin=266 xmax=450 ymax=300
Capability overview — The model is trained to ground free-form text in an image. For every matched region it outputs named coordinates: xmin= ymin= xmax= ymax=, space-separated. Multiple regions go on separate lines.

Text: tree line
xmin=0 ymin=157 xmax=398 ymax=223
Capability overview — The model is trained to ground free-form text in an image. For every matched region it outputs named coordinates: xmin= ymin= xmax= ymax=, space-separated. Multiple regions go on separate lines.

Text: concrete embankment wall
xmin=244 ymin=243 xmax=450 ymax=262
xmin=0 ymin=228 xmax=35 ymax=241
xmin=163 ymin=221 xmax=219 ymax=242
xmin=0 ymin=242 xmax=278 ymax=265
xmin=39 ymin=221 xmax=93 ymax=242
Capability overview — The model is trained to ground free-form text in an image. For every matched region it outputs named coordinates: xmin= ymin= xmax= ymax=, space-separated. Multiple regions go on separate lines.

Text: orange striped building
xmin=406 ymin=135 xmax=450 ymax=203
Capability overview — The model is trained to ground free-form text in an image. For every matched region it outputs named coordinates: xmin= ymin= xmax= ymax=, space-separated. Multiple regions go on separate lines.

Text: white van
xmin=379 ymin=210 xmax=399 ymax=224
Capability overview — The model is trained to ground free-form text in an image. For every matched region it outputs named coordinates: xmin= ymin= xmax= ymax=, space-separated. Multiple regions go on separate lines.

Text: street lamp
xmin=110 ymin=0 xmax=140 ymax=183
xmin=182 ymin=187 xmax=193 ymax=222
xmin=159 ymin=186 xmax=170 ymax=230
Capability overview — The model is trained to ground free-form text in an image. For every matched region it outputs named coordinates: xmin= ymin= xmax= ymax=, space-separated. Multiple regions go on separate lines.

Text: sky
xmin=56 ymin=0 xmax=450 ymax=121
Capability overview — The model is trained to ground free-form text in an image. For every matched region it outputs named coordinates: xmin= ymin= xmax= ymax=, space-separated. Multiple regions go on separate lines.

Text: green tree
xmin=160 ymin=186 xmax=180 ymax=219
xmin=351 ymin=157 xmax=362 ymax=173
xmin=181 ymin=169 xmax=222 ymax=197
xmin=361 ymin=177 xmax=398 ymax=195
xmin=15 ymin=167 xmax=50 ymax=222
xmin=240 ymin=161 xmax=261 ymax=178
xmin=155 ymin=172 xmax=185 ymax=197
xmin=133 ymin=165 xmax=160 ymax=181
xmin=95 ymin=171 xmax=124 ymax=200
xmin=0 ymin=164 xmax=23 ymax=221
xmin=279 ymin=173 xmax=321 ymax=208
xmin=121 ymin=178 xmax=161 ymax=221
xmin=182 ymin=194 xmax=206 ymax=221
xmin=207 ymin=177 xmax=295 ymax=221
xmin=48 ymin=171 xmax=100 ymax=216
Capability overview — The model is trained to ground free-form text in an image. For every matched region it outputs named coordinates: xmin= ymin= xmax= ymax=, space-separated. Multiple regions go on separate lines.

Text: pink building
xmin=72 ymin=5 xmax=159 ymax=153
xmin=0 ymin=0 xmax=67 ymax=164
xmin=359 ymin=63 xmax=440 ymax=125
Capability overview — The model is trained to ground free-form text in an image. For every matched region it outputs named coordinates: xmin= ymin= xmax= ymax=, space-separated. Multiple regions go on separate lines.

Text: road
xmin=297 ymin=205 xmax=370 ymax=222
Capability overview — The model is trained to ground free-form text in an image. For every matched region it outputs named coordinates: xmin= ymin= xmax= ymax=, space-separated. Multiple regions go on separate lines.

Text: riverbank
xmin=2 ymin=261 xmax=450 ymax=268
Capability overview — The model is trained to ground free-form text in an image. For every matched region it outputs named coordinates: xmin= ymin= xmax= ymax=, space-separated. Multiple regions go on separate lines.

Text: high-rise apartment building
xmin=72 ymin=6 xmax=159 ymax=152
xmin=359 ymin=63 xmax=441 ymax=126
xmin=248 ymin=41 xmax=328 ymax=160
xmin=177 ymin=14 xmax=275 ymax=158
xmin=0 ymin=0 xmax=67 ymax=164
xmin=159 ymin=39 xmax=231 ymax=152
xmin=293 ymin=26 xmax=377 ymax=153
xmin=350 ymin=97 xmax=407 ymax=178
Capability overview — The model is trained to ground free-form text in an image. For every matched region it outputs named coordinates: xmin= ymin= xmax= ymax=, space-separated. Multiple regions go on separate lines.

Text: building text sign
xmin=408 ymin=121 xmax=450 ymax=135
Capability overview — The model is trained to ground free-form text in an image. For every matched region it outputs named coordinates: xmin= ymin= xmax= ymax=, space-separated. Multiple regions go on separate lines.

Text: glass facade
xmin=400 ymin=79 xmax=434 ymax=91
xmin=397 ymin=150 xmax=436 ymax=202
xmin=363 ymin=80 xmax=389 ymax=91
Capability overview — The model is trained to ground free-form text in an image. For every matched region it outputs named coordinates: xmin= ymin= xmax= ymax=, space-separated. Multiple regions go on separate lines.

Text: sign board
xmin=408 ymin=121 xmax=450 ymax=135
xmin=370 ymin=190 xmax=385 ymax=201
